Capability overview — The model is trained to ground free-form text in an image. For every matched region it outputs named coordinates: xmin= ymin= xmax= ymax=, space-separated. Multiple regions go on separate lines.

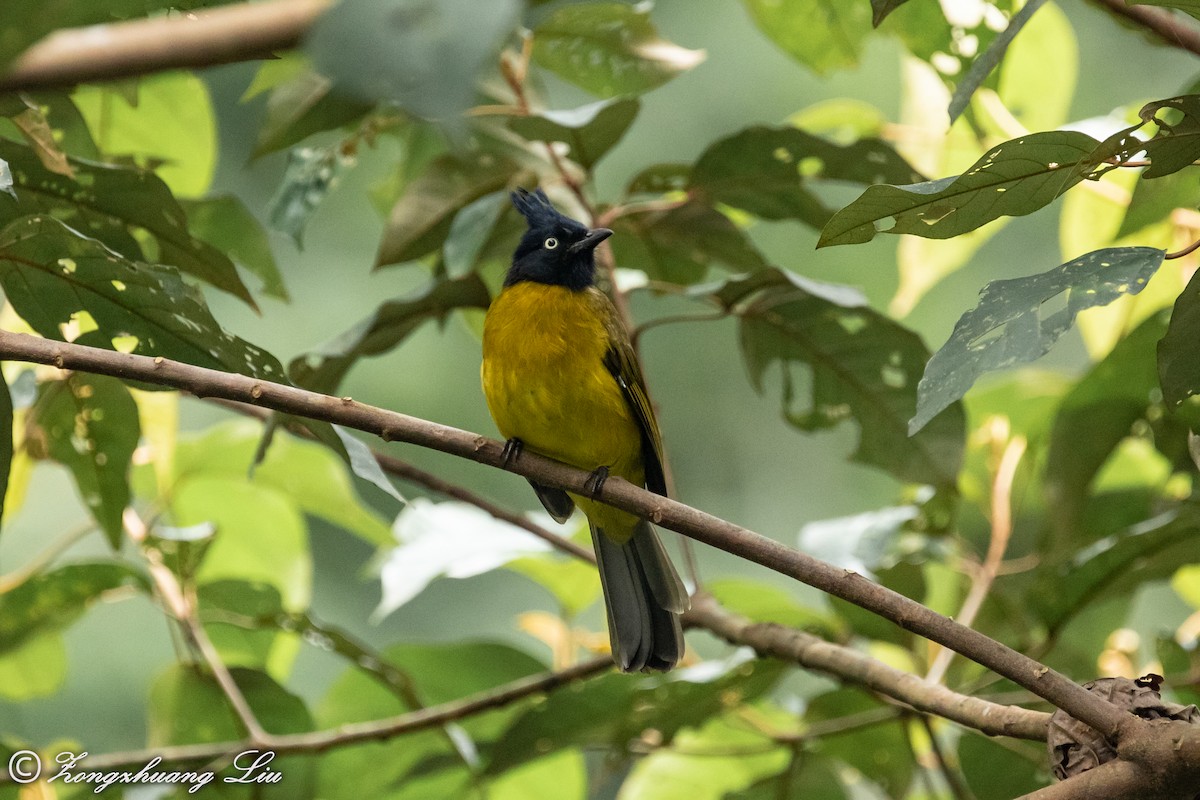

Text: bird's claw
xmin=501 ymin=438 xmax=524 ymax=469
xmin=584 ymin=466 xmax=609 ymax=499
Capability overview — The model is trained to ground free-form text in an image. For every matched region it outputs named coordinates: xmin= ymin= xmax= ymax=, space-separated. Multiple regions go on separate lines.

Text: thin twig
xmin=1166 ymin=238 xmax=1200 ymax=260
xmin=920 ymin=715 xmax=972 ymax=800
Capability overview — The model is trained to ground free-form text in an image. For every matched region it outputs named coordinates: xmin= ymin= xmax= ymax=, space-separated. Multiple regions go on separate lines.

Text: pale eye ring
xmin=544 ymin=237 xmax=558 ymax=250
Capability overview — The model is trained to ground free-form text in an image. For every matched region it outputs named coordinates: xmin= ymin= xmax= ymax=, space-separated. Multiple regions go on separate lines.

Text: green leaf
xmin=507 ymin=98 xmax=640 ymax=170
xmin=0 ymin=216 xmax=287 ymax=381
xmin=507 ymin=552 xmax=601 ymax=618
xmin=946 ymin=0 xmax=1050 ymax=124
xmin=707 ymin=577 xmax=843 ymax=636
xmin=489 ymin=750 xmax=586 ymax=800
xmin=531 ymin=2 xmax=705 ymax=98
xmin=0 ymin=631 xmax=66 ymax=700
xmin=704 ymin=268 xmax=965 ymax=487
xmin=253 ymin=71 xmax=373 ymax=157
xmin=0 ymin=371 xmax=11 ymax=533
xmin=1117 ymin=169 xmax=1198 ymax=239
xmin=958 ymin=734 xmax=1044 ymax=799
xmin=728 ymin=759 xmax=847 ymax=800
xmin=1132 ymin=0 xmax=1200 ymax=20
xmin=375 ymin=152 xmax=521 ymax=268
xmin=818 ymin=130 xmax=1137 ymax=247
xmin=611 ymin=201 xmax=767 ymax=284
xmin=181 ymin=196 xmax=288 ymax=301
xmin=307 ymin=0 xmax=520 ymax=121
xmin=804 ymin=689 xmax=912 ymax=796
xmin=487 ymin=656 xmax=785 ymax=774
xmin=1139 ymin=95 xmax=1200 ymax=178
xmin=871 ymin=0 xmax=912 ymax=25
xmin=0 ymin=137 xmax=256 ymax=307
xmin=742 ymin=0 xmax=871 ymax=74
xmin=199 ymin=580 xmax=287 ymax=671
xmin=912 ymin=246 xmax=1166 ymax=433
xmin=443 ymin=191 xmax=520 ymax=279
xmin=1158 ymin=264 xmax=1200 ymax=408
xmin=29 ymin=375 xmax=139 ymax=545
xmin=0 ymin=562 xmax=146 ymax=656
xmin=290 ymin=273 xmax=491 ymax=394
xmin=997 ymin=0 xmax=1077 ymax=133
xmin=267 ymin=144 xmax=353 ymax=246
xmin=72 ymin=73 xmax=217 ymax=198
xmin=690 ymin=125 xmax=924 ymax=229
xmin=1045 ymin=311 xmax=1170 ymax=542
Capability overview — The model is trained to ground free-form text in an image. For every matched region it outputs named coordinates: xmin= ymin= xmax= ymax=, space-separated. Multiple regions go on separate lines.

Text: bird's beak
xmin=568 ymin=227 xmax=613 ymax=254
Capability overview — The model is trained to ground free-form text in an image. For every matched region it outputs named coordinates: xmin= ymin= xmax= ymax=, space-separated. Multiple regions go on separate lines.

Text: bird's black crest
xmin=510 ymin=188 xmax=561 ymax=228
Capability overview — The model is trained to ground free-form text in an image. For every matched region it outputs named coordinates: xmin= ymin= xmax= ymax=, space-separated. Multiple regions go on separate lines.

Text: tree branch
xmin=0 ymin=330 xmax=1130 ymax=740
xmin=1090 ymin=0 xmax=1200 ymax=58
xmin=684 ymin=595 xmax=1050 ymax=741
xmin=0 ymin=0 xmax=331 ymax=93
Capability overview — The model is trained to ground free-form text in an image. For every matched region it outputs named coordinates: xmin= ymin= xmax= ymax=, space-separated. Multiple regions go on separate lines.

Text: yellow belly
xmin=481 ymin=283 xmax=644 ymax=537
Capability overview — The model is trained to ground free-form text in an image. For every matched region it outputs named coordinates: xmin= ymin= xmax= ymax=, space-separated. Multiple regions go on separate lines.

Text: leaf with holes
xmin=912 ymin=247 xmax=1165 ymax=433
xmin=0 ymin=137 xmax=256 ymax=307
xmin=28 ymin=375 xmax=139 ymax=545
xmin=531 ymin=2 xmax=705 ymax=98
xmin=506 ymin=98 xmax=639 ymax=171
xmin=691 ymin=125 xmax=925 ymax=229
xmin=818 ymin=130 xmax=1138 ymax=247
xmin=610 ymin=201 xmax=767 ymax=284
xmin=743 ymin=0 xmax=872 ymax=74
xmin=1139 ymin=95 xmax=1200 ymax=179
xmin=0 ymin=215 xmax=287 ymax=381
xmin=290 ymin=273 xmax=491 ymax=393
xmin=700 ymin=268 xmax=964 ymax=488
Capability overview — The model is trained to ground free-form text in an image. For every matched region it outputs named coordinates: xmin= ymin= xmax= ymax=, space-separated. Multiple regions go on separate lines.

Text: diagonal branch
xmin=0 ymin=329 xmax=1130 ymax=740
xmin=1090 ymin=0 xmax=1200 ymax=59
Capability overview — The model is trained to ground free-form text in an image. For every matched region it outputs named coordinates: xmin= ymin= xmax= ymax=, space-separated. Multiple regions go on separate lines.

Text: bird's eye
xmin=543 ymin=237 xmax=558 ymax=250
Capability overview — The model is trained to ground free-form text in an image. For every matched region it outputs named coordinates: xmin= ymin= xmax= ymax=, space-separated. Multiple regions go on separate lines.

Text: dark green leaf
xmin=818 ymin=130 xmax=1137 ymax=247
xmin=29 ymin=375 xmax=139 ymax=545
xmin=531 ymin=2 xmax=705 ymax=98
xmin=625 ymin=163 xmax=691 ymax=195
xmin=1159 ymin=263 xmax=1200 ymax=408
xmin=804 ymin=689 xmax=912 ymax=796
xmin=1139 ymin=95 xmax=1200 ymax=178
xmin=290 ymin=273 xmax=491 ymax=393
xmin=912 ymin=247 xmax=1165 ymax=433
xmin=182 ymin=196 xmax=288 ymax=301
xmin=947 ymin=0 xmax=1049 ymax=124
xmin=0 ymin=138 xmax=256 ymax=307
xmin=958 ymin=734 xmax=1045 ymax=799
xmin=691 ymin=125 xmax=924 ymax=229
xmin=443 ymin=191 xmax=510 ymax=278
xmin=199 ymin=580 xmax=286 ymax=670
xmin=486 ymin=657 xmax=785 ymax=774
xmin=507 ymin=98 xmax=639 ymax=170
xmin=375 ymin=152 xmax=520 ymax=268
xmin=1131 ymin=0 xmax=1200 ymax=20
xmin=1117 ymin=170 xmax=1198 ymax=238
xmin=742 ymin=0 xmax=871 ymax=74
xmin=0 ymin=563 xmax=146 ymax=655
xmin=1045 ymin=311 xmax=1169 ymax=544
xmin=0 ymin=371 xmax=10 ymax=533
xmin=253 ymin=71 xmax=373 ymax=157
xmin=307 ymin=0 xmax=520 ymax=121
xmin=704 ymin=268 xmax=964 ymax=487
xmin=871 ymin=0 xmax=911 ymax=26
xmin=0 ymin=216 xmax=287 ymax=381
xmin=267 ymin=145 xmax=352 ymax=246
xmin=611 ymin=201 xmax=767 ymax=284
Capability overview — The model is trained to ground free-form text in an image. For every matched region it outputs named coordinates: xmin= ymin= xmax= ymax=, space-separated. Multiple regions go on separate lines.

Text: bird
xmin=481 ymin=187 xmax=688 ymax=672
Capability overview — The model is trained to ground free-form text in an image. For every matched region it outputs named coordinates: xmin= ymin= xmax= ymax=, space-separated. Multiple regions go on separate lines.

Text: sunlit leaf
xmin=997 ymin=1 xmax=1077 ymax=133
xmin=489 ymin=750 xmax=586 ymax=800
xmin=0 ymin=216 xmax=286 ymax=381
xmin=375 ymin=152 xmax=520 ymax=268
xmin=742 ymin=0 xmax=871 ymax=74
xmin=307 ymin=0 xmax=520 ymax=121
xmin=0 ymin=630 xmax=66 ymax=699
xmin=912 ymin=247 xmax=1165 ymax=433
xmin=690 ymin=125 xmax=924 ymax=229
xmin=611 ymin=201 xmax=767 ymax=284
xmin=182 ymin=196 xmax=288 ymax=301
xmin=946 ymin=0 xmax=1049 ymax=124
xmin=0 ymin=137 xmax=256 ymax=307
xmin=29 ymin=375 xmax=139 ymax=545
xmin=819 ymin=130 xmax=1137 ymax=247
xmin=702 ymin=268 xmax=965 ymax=487
xmin=289 ymin=273 xmax=491 ymax=393
xmin=506 ymin=98 xmax=639 ymax=170
xmin=1139 ymin=95 xmax=1200 ymax=178
xmin=531 ymin=2 xmax=705 ymax=98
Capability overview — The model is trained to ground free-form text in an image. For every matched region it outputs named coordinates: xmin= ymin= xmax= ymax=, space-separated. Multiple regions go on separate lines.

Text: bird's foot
xmin=501 ymin=438 xmax=524 ymax=469
xmin=584 ymin=466 xmax=609 ymax=499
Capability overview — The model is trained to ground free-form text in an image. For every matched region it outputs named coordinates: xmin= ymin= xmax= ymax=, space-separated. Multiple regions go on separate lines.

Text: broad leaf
xmin=253 ymin=71 xmax=374 ymax=157
xmin=0 ymin=137 xmax=256 ymax=306
xmin=742 ymin=0 xmax=872 ymax=74
xmin=507 ymin=552 xmax=601 ymax=618
xmin=267 ymin=144 xmax=354 ymax=246
xmin=506 ymin=98 xmax=639 ymax=170
xmin=610 ymin=201 xmax=767 ymax=284
xmin=1158 ymin=264 xmax=1200 ymax=408
xmin=29 ymin=375 xmax=140 ymax=545
xmin=690 ymin=125 xmax=924 ymax=229
xmin=289 ymin=273 xmax=491 ymax=393
xmin=871 ymin=0 xmax=912 ymax=26
xmin=531 ymin=3 xmax=705 ymax=98
xmin=182 ymin=196 xmax=287 ymax=301
xmin=1117 ymin=169 xmax=1197 ymax=239
xmin=0 ymin=216 xmax=287 ymax=381
xmin=703 ymin=268 xmax=965 ymax=488
xmin=958 ymin=734 xmax=1045 ymax=799
xmin=375 ymin=153 xmax=521 ymax=268
xmin=307 ymin=0 xmax=520 ymax=121
xmin=1139 ymin=95 xmax=1200 ymax=178
xmin=946 ymin=0 xmax=1050 ymax=124
xmin=912 ymin=247 xmax=1165 ymax=433
xmin=819 ymin=130 xmax=1137 ymax=247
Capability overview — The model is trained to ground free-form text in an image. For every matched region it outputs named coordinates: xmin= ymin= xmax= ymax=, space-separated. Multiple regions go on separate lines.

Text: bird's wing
xmin=597 ymin=293 xmax=668 ymax=497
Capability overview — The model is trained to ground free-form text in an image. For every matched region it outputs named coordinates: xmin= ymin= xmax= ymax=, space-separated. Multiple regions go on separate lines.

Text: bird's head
xmin=505 ymin=188 xmax=612 ymax=291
